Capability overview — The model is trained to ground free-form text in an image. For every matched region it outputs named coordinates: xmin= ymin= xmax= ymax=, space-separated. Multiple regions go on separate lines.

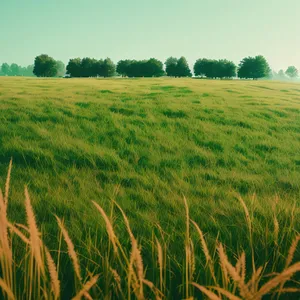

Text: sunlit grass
xmin=0 ymin=77 xmax=299 ymax=298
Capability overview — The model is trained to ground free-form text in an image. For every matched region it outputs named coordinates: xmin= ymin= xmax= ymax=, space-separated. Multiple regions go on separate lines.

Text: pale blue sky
xmin=1 ymin=0 xmax=299 ymax=71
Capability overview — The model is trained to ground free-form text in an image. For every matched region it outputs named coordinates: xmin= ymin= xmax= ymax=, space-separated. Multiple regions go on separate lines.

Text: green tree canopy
xmin=66 ymin=58 xmax=116 ymax=77
xmin=102 ymin=58 xmax=116 ymax=77
xmin=176 ymin=56 xmax=192 ymax=77
xmin=116 ymin=60 xmax=132 ymax=77
xmin=1 ymin=63 xmax=11 ymax=76
xmin=194 ymin=59 xmax=236 ymax=79
xmin=285 ymin=66 xmax=298 ymax=78
xmin=165 ymin=57 xmax=178 ymax=77
xmin=143 ymin=58 xmax=165 ymax=77
xmin=165 ymin=57 xmax=192 ymax=77
xmin=278 ymin=69 xmax=286 ymax=78
xmin=0 ymin=63 xmax=34 ymax=77
xmin=55 ymin=61 xmax=66 ymax=77
xmin=116 ymin=59 xmax=164 ymax=77
xmin=81 ymin=57 xmax=96 ymax=77
xmin=238 ymin=55 xmax=271 ymax=79
xmin=33 ymin=54 xmax=58 ymax=77
xmin=10 ymin=63 xmax=21 ymax=76
xmin=66 ymin=58 xmax=82 ymax=77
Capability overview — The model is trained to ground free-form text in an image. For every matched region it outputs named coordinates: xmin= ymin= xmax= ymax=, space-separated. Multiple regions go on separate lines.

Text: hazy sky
xmin=1 ymin=0 xmax=299 ymax=71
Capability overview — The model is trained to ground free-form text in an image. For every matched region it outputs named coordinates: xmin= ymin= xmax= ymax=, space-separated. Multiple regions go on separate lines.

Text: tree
xmin=238 ymin=57 xmax=255 ymax=79
xmin=194 ymin=59 xmax=210 ymax=77
xmin=33 ymin=54 xmax=58 ymax=77
xmin=117 ymin=59 xmax=165 ymax=77
xmin=126 ymin=60 xmax=144 ymax=77
xmin=93 ymin=59 xmax=104 ymax=77
xmin=194 ymin=59 xmax=236 ymax=79
xmin=217 ymin=59 xmax=236 ymax=79
xmin=254 ymin=55 xmax=271 ymax=79
xmin=278 ymin=69 xmax=286 ymax=78
xmin=55 ymin=61 xmax=66 ymax=77
xmin=0 ymin=63 xmax=34 ymax=77
xmin=143 ymin=58 xmax=165 ymax=77
xmin=238 ymin=55 xmax=270 ymax=79
xmin=285 ymin=66 xmax=298 ymax=78
xmin=66 ymin=58 xmax=82 ymax=77
xmin=10 ymin=63 xmax=21 ymax=76
xmin=102 ymin=58 xmax=116 ymax=77
xmin=80 ymin=57 xmax=95 ymax=77
xmin=1 ymin=63 xmax=11 ymax=76
xmin=176 ymin=56 xmax=192 ymax=77
xmin=65 ymin=58 xmax=115 ymax=77
xmin=165 ymin=57 xmax=178 ymax=77
xmin=116 ymin=60 xmax=132 ymax=77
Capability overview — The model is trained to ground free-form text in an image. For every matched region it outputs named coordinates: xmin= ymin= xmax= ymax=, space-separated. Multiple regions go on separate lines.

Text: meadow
xmin=0 ymin=77 xmax=300 ymax=299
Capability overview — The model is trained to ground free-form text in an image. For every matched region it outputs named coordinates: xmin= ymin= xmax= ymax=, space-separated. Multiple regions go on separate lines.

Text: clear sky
xmin=1 ymin=0 xmax=299 ymax=71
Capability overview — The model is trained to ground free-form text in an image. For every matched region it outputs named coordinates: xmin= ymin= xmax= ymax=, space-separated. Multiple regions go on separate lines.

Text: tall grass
xmin=0 ymin=163 xmax=299 ymax=299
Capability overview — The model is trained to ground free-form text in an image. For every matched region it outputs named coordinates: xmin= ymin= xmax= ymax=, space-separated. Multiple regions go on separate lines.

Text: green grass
xmin=0 ymin=77 xmax=300 ymax=298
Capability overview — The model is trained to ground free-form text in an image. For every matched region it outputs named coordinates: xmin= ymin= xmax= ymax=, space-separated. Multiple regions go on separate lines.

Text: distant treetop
xmin=0 ymin=63 xmax=34 ymax=77
xmin=285 ymin=66 xmax=298 ymax=78
xmin=66 ymin=58 xmax=116 ymax=78
xmin=238 ymin=55 xmax=271 ymax=80
xmin=33 ymin=54 xmax=58 ymax=77
xmin=165 ymin=56 xmax=192 ymax=77
xmin=194 ymin=59 xmax=236 ymax=79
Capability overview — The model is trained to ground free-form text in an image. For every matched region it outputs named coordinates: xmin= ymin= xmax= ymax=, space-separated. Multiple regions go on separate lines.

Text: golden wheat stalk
xmin=0 ymin=167 xmax=14 ymax=297
xmin=183 ymin=196 xmax=191 ymax=299
xmin=92 ymin=201 xmax=119 ymax=253
xmin=277 ymin=235 xmax=300 ymax=297
xmin=255 ymin=262 xmax=300 ymax=298
xmin=24 ymin=187 xmax=45 ymax=277
xmin=0 ymin=187 xmax=13 ymax=293
xmin=285 ymin=235 xmax=300 ymax=268
xmin=113 ymin=200 xmax=146 ymax=299
xmin=0 ymin=278 xmax=15 ymax=300
xmin=218 ymin=244 xmax=253 ymax=299
xmin=45 ymin=247 xmax=60 ymax=299
xmin=246 ymin=266 xmax=263 ymax=293
xmin=0 ymin=189 xmax=12 ymax=262
xmin=142 ymin=278 xmax=164 ymax=299
xmin=191 ymin=219 xmax=211 ymax=264
xmin=191 ymin=219 xmax=218 ymax=287
xmin=55 ymin=216 xmax=82 ymax=281
xmin=4 ymin=159 xmax=12 ymax=206
xmin=192 ymin=282 xmax=221 ymax=300
xmin=155 ymin=237 xmax=163 ymax=292
xmin=275 ymin=288 xmax=300 ymax=294
xmin=238 ymin=252 xmax=246 ymax=283
xmin=127 ymin=228 xmax=144 ymax=299
xmin=7 ymin=222 xmax=30 ymax=244
xmin=273 ymin=215 xmax=279 ymax=246
xmin=110 ymin=267 xmax=122 ymax=292
xmin=72 ymin=274 xmax=99 ymax=300
xmin=83 ymin=291 xmax=93 ymax=300
xmin=236 ymin=194 xmax=256 ymax=276
xmin=210 ymin=286 xmax=242 ymax=300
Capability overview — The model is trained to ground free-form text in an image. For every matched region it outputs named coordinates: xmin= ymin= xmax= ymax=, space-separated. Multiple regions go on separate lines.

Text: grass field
xmin=0 ymin=77 xmax=300 ymax=299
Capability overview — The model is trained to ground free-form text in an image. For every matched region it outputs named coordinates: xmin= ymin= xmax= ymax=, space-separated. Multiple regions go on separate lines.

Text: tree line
xmin=194 ymin=59 xmax=236 ymax=79
xmin=66 ymin=57 xmax=116 ymax=78
xmin=0 ymin=55 xmax=66 ymax=77
xmin=273 ymin=66 xmax=299 ymax=79
xmin=1 ymin=53 xmax=299 ymax=80
xmin=65 ymin=55 xmax=269 ymax=79
xmin=33 ymin=55 xmax=66 ymax=77
xmin=0 ymin=63 xmax=35 ymax=77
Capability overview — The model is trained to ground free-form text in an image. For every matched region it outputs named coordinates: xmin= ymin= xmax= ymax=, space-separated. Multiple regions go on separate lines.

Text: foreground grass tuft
xmin=0 ymin=163 xmax=300 ymax=299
